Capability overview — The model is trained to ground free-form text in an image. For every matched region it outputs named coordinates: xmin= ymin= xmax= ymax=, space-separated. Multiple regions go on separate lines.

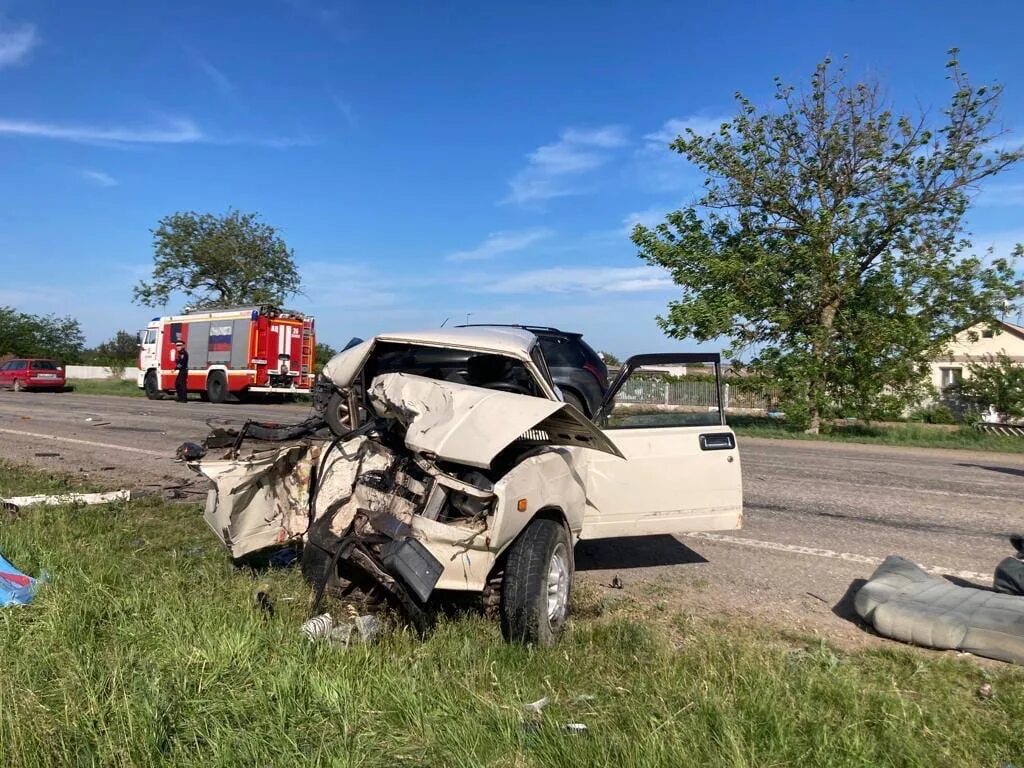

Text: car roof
xmin=373 ymin=326 xmax=538 ymax=358
xmin=457 ymin=323 xmax=582 ymax=339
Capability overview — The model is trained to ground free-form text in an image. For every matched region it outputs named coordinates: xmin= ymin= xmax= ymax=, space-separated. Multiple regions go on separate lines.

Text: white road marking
xmin=0 ymin=428 xmax=166 ymax=458
xmin=683 ymin=532 xmax=992 ymax=583
xmin=745 ymin=475 xmax=1015 ymax=505
xmin=745 ymin=467 xmax=1016 ymax=502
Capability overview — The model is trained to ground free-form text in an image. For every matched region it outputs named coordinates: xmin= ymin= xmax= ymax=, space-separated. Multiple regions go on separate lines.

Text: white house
xmin=930 ymin=319 xmax=1024 ymax=393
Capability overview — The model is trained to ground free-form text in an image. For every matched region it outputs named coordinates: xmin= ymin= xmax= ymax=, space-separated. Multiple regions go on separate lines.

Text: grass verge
xmin=66 ymin=378 xmax=146 ymax=397
xmin=731 ymin=415 xmax=1024 ymax=453
xmin=0 ymin=461 xmax=1022 ymax=766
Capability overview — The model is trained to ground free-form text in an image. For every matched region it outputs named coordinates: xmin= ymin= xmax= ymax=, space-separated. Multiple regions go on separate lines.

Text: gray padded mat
xmin=855 ymin=555 xmax=1024 ymax=664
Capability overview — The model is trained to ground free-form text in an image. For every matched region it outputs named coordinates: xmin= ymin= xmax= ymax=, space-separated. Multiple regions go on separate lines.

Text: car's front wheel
xmin=499 ymin=517 xmax=572 ymax=645
xmin=324 ymin=389 xmax=351 ymax=436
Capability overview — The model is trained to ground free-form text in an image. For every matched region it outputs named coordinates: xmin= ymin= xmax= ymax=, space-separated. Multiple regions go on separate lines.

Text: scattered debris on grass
xmin=301 ymin=612 xmax=380 ymax=647
xmin=0 ymin=552 xmax=40 ymax=607
xmin=523 ymin=696 xmax=549 ymax=714
xmin=1 ymin=489 xmax=131 ymax=512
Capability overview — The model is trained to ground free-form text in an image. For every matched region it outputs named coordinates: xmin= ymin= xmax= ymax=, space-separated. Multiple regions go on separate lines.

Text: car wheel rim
xmin=546 ymin=542 xmax=570 ymax=625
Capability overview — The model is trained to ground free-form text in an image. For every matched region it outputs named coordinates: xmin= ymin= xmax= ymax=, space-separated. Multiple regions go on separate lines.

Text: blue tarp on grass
xmin=0 ymin=553 xmax=37 ymax=606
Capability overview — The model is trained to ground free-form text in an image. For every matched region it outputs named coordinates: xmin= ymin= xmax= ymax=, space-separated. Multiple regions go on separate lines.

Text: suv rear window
xmin=539 ymin=337 xmax=586 ymax=367
xmin=30 ymin=360 xmax=59 ymax=370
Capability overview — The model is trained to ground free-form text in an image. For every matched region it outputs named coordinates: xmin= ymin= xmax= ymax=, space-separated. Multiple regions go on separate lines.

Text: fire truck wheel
xmin=143 ymin=371 xmax=161 ymax=400
xmin=206 ymin=371 xmax=228 ymax=404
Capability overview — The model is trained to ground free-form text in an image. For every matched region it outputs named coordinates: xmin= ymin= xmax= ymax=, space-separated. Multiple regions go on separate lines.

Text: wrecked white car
xmin=194 ymin=327 xmax=742 ymax=644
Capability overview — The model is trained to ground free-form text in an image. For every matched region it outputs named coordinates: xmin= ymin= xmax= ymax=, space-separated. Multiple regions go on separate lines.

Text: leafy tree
xmin=133 ymin=210 xmax=301 ymax=309
xmin=315 ymin=342 xmax=337 ymax=369
xmin=947 ymin=352 xmax=1024 ymax=420
xmin=90 ymin=330 xmax=139 ymax=364
xmin=0 ymin=306 xmax=85 ymax=362
xmin=633 ymin=52 xmax=1023 ymax=432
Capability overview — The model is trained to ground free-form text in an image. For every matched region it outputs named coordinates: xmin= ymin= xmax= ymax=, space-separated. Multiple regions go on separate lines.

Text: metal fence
xmin=614 ymin=374 xmax=782 ymax=413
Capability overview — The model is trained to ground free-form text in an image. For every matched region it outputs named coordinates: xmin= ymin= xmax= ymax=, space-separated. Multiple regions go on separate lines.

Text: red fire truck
xmin=137 ymin=306 xmax=316 ymax=402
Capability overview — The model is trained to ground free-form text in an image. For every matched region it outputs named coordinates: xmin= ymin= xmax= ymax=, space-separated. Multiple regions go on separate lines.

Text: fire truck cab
xmin=137 ymin=306 xmax=315 ymax=402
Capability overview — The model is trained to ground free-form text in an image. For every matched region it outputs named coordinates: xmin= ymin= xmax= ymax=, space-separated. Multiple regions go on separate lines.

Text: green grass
xmin=1 ymin=461 xmax=1022 ymax=767
xmin=67 ymin=378 xmax=146 ymax=397
xmin=731 ymin=415 xmax=1024 ymax=453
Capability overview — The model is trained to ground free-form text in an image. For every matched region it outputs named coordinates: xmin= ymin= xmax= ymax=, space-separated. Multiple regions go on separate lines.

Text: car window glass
xmin=367 ymin=342 xmax=542 ymax=397
xmin=599 ymin=364 xmax=722 ymax=429
xmin=539 ymin=337 xmax=585 ymax=367
xmin=0 ymin=362 xmax=9 ymax=371
xmin=30 ymin=360 xmax=58 ymax=370
xmin=11 ymin=360 xmax=27 ymax=371
xmin=529 ymin=344 xmax=555 ymax=389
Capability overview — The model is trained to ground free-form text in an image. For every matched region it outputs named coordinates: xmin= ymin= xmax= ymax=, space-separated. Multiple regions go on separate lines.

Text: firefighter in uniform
xmin=174 ymin=340 xmax=189 ymax=402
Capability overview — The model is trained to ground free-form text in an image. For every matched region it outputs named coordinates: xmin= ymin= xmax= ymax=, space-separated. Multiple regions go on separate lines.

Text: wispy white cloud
xmin=503 ymin=125 xmax=629 ymax=206
xmin=485 ymin=265 xmax=673 ymax=294
xmin=79 ymin=169 xmax=117 ymax=187
xmin=622 ymin=207 xmax=669 ymax=234
xmin=643 ymin=115 xmax=727 ymax=150
xmin=0 ymin=20 xmax=38 ymax=69
xmin=187 ymin=48 xmax=235 ymax=96
xmin=328 ymin=89 xmax=357 ymax=126
xmin=283 ymin=0 xmax=353 ymax=41
xmin=630 ymin=113 xmax=726 ymax=195
xmin=0 ymin=115 xmax=312 ymax=148
xmin=0 ymin=116 xmax=202 ymax=144
xmin=445 ymin=228 xmax=553 ymax=262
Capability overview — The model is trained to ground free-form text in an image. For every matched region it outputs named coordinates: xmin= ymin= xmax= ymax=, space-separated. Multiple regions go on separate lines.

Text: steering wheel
xmin=483 ymin=381 xmax=532 ymax=396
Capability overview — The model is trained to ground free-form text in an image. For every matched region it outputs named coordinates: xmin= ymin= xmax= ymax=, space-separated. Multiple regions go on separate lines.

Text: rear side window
xmin=10 ymin=360 xmax=27 ymax=371
xmin=30 ymin=360 xmax=58 ymax=370
xmin=539 ymin=337 xmax=586 ymax=367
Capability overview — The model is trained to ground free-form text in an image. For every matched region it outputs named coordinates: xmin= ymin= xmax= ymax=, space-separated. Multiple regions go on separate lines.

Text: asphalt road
xmin=2 ymin=389 xmax=1022 ymax=645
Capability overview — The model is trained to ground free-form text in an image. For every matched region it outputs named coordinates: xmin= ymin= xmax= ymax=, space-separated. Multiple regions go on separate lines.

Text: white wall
xmin=930 ymin=322 xmax=1024 ymax=392
xmin=65 ymin=365 xmax=141 ymax=381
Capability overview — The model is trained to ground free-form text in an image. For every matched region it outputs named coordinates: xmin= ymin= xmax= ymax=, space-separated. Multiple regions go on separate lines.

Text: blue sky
xmin=2 ymin=0 xmax=1023 ymax=356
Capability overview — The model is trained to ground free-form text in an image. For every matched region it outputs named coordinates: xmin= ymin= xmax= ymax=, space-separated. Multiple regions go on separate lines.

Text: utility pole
xmin=465 ymin=312 xmax=473 ymax=326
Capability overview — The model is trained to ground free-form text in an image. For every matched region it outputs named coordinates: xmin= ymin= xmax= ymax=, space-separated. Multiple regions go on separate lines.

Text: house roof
xmin=1000 ymin=320 xmax=1024 ymax=342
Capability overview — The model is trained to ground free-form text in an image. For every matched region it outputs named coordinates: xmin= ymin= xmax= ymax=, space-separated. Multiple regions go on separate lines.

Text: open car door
xmin=580 ymin=353 xmax=742 ymax=539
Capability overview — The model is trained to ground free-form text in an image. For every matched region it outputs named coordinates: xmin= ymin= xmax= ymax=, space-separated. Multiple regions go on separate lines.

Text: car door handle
xmin=699 ymin=432 xmax=735 ymax=451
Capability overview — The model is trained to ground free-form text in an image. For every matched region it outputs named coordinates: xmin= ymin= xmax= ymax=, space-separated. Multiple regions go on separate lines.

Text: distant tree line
xmin=0 ymin=306 xmax=140 ymax=366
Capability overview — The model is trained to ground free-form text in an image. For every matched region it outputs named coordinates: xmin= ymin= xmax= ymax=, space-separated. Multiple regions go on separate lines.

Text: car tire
xmin=325 ymin=389 xmax=350 ymax=437
xmin=206 ymin=371 xmax=228 ymax=404
xmin=143 ymin=370 xmax=161 ymax=400
xmin=12 ymin=379 xmax=23 ymax=393
xmin=561 ymin=389 xmax=589 ymax=417
xmin=499 ymin=517 xmax=572 ymax=646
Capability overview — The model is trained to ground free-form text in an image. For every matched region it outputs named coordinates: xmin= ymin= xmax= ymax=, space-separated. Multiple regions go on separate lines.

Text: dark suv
xmin=457 ymin=325 xmax=609 ymax=416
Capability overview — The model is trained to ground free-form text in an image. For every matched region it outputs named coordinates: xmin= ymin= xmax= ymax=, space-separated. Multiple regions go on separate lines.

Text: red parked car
xmin=0 ymin=359 xmax=66 ymax=391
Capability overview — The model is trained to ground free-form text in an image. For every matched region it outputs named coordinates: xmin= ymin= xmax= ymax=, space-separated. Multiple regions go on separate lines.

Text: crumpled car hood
xmin=369 ymin=372 xmax=623 ymax=469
